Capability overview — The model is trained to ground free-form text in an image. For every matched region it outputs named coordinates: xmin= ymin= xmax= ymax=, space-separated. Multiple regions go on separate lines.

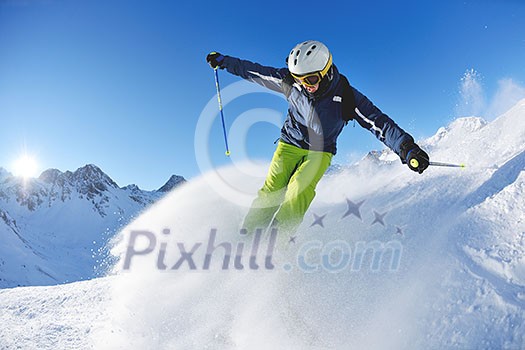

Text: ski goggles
xmin=291 ymin=72 xmax=323 ymax=87
xmin=290 ymin=54 xmax=333 ymax=87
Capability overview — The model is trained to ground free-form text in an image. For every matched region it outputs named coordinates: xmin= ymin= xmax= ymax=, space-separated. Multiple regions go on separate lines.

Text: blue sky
xmin=1 ymin=0 xmax=524 ymax=189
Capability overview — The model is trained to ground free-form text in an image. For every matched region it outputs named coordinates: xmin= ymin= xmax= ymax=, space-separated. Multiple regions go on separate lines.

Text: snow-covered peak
xmin=424 ymin=116 xmax=488 ymax=148
xmin=449 ymin=116 xmax=488 ymax=132
xmin=157 ymin=175 xmax=186 ymax=192
xmin=122 ymin=184 xmax=140 ymax=192
xmin=38 ymin=168 xmax=64 ymax=184
xmin=424 ymin=99 xmax=525 ymax=168
xmin=37 ymin=165 xmax=118 ymax=197
xmin=69 ymin=164 xmax=119 ymax=190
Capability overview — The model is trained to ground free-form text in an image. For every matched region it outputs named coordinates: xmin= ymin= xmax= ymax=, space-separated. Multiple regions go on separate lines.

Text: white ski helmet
xmin=287 ymin=40 xmax=332 ymax=76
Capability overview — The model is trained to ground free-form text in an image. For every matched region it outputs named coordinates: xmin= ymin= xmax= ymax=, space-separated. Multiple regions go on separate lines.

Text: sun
xmin=12 ymin=154 xmax=39 ymax=179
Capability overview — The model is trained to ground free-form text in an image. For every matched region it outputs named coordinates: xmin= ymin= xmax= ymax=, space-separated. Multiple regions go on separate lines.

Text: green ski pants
xmin=243 ymin=141 xmax=333 ymax=233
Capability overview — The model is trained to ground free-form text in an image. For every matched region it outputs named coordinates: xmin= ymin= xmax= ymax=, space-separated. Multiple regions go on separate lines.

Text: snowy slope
xmin=0 ymin=277 xmax=111 ymax=350
xmin=0 ymin=165 xmax=185 ymax=288
xmin=1 ymin=99 xmax=525 ymax=349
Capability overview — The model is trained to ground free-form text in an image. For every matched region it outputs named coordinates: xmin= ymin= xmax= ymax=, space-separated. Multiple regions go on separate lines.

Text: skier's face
xmin=303 ymin=82 xmax=320 ymax=93
xmin=291 ymin=71 xmax=322 ymax=93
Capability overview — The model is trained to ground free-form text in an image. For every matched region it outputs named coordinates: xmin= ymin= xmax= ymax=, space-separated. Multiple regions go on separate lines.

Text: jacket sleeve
xmin=352 ymin=87 xmax=414 ymax=156
xmin=220 ymin=56 xmax=289 ymax=94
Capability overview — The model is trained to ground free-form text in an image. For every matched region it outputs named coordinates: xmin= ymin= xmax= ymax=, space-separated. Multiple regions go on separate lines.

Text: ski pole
xmin=428 ymin=161 xmax=466 ymax=169
xmin=213 ymin=67 xmax=231 ymax=157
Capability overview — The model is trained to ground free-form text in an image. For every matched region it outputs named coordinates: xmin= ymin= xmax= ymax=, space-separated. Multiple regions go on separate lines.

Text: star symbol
xmin=342 ymin=198 xmax=365 ymax=220
xmin=395 ymin=226 xmax=405 ymax=236
xmin=310 ymin=213 xmax=327 ymax=228
xmin=371 ymin=210 xmax=387 ymax=227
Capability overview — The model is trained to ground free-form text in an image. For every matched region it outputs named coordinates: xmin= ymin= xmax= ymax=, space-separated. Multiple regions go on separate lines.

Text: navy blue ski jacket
xmin=220 ymin=56 xmax=414 ymax=156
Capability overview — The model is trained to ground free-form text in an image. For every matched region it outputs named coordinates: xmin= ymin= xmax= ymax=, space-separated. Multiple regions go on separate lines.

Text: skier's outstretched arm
xmin=206 ymin=52 xmax=288 ymax=94
xmin=351 ymin=87 xmax=430 ymax=173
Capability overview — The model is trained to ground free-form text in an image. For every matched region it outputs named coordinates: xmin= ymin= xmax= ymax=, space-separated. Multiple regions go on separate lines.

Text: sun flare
xmin=12 ymin=155 xmax=39 ymax=179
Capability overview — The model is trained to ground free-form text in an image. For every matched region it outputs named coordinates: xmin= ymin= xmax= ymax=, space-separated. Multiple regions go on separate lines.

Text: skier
xmin=206 ymin=40 xmax=429 ymax=234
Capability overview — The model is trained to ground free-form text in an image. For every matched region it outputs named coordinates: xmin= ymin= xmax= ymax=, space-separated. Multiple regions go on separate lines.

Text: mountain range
xmin=0 ymin=165 xmax=185 ymax=288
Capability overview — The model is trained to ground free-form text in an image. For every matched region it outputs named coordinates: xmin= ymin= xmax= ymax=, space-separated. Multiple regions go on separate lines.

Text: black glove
xmin=400 ymin=141 xmax=430 ymax=174
xmin=206 ymin=52 xmax=225 ymax=69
